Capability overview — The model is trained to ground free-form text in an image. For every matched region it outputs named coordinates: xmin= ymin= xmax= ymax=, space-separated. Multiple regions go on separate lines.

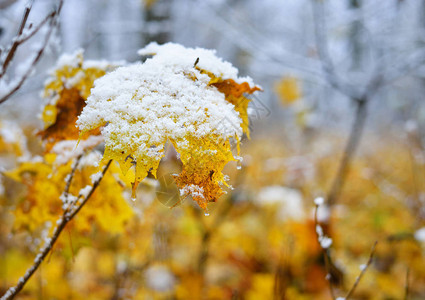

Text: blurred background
xmin=1 ymin=0 xmax=425 ymax=299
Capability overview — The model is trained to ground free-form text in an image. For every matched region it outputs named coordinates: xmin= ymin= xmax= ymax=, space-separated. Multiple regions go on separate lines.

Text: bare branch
xmin=313 ymin=201 xmax=336 ymax=300
xmin=16 ymin=10 xmax=56 ymax=45
xmin=383 ymin=47 xmax=425 ymax=85
xmin=327 ymin=97 xmax=368 ymax=205
xmin=0 ymin=0 xmax=63 ymax=105
xmin=404 ymin=267 xmax=410 ymax=300
xmin=62 ymin=154 xmax=83 ymax=212
xmin=345 ymin=241 xmax=378 ymax=299
xmin=0 ymin=159 xmax=112 ymax=300
xmin=0 ymin=1 xmax=33 ymax=78
xmin=67 ymin=161 xmax=112 ymax=220
xmin=312 ymin=0 xmax=359 ymax=100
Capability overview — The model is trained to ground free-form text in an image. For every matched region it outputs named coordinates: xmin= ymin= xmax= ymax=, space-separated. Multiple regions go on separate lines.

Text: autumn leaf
xmin=39 ymin=50 xmax=121 ymax=152
xmin=5 ymin=152 xmax=133 ymax=234
xmin=197 ymin=70 xmax=261 ymax=139
xmin=77 ymin=42 xmax=260 ymax=212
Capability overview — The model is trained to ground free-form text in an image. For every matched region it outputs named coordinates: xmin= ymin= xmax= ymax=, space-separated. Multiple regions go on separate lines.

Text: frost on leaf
xmin=39 ymin=49 xmax=122 ymax=151
xmin=77 ymin=42 xmax=260 ymax=212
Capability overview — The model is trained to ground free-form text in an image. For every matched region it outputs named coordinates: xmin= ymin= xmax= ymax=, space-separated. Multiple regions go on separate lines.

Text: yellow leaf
xmin=39 ymin=50 xmax=120 ymax=152
xmin=77 ymin=43 xmax=261 ymax=212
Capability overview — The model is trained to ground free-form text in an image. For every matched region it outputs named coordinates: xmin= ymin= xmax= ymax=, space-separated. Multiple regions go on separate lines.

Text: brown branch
xmin=0 ymin=1 xmax=33 ymax=78
xmin=312 ymin=0 xmax=385 ymax=206
xmin=0 ymin=160 xmax=112 ymax=300
xmin=312 ymin=0 xmax=359 ymax=100
xmin=313 ymin=201 xmax=336 ymax=300
xmin=67 ymin=160 xmax=112 ymax=220
xmin=404 ymin=267 xmax=410 ymax=300
xmin=327 ymin=98 xmax=368 ymax=205
xmin=62 ymin=154 xmax=83 ymax=209
xmin=0 ymin=0 xmax=63 ymax=105
xmin=312 ymin=0 xmax=368 ymax=206
xmin=17 ymin=10 xmax=56 ymax=45
xmin=345 ymin=240 xmax=377 ymax=299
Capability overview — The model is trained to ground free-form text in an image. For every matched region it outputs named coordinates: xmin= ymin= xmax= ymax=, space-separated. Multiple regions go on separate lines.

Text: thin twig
xmin=312 ymin=0 xmax=359 ymax=100
xmin=17 ymin=10 xmax=56 ymax=44
xmin=312 ymin=0 xmax=385 ymax=206
xmin=63 ymin=154 xmax=83 ymax=208
xmin=0 ymin=1 xmax=33 ymax=78
xmin=312 ymin=0 xmax=368 ymax=206
xmin=0 ymin=0 xmax=63 ymax=105
xmin=327 ymin=98 xmax=368 ymax=205
xmin=404 ymin=267 xmax=410 ymax=300
xmin=345 ymin=241 xmax=378 ymax=299
xmin=313 ymin=202 xmax=336 ymax=300
xmin=0 ymin=160 xmax=112 ymax=300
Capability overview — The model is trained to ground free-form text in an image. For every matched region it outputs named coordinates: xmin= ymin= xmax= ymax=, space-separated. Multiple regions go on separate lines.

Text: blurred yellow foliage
xmin=1 ymin=132 xmax=425 ymax=299
xmin=275 ymin=76 xmax=301 ymax=105
xmin=6 ymin=154 xmax=134 ymax=234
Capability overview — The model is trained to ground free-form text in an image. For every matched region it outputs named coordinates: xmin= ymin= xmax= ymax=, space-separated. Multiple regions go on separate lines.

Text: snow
xmin=405 ymin=119 xmax=418 ymax=133
xmin=64 ymin=70 xmax=85 ymax=89
xmin=1 ymin=286 xmax=16 ymax=300
xmin=0 ymin=120 xmax=30 ymax=161
xmin=314 ymin=197 xmax=324 ymax=206
xmin=78 ymin=150 xmax=102 ymax=168
xmin=83 ymin=59 xmax=126 ymax=70
xmin=43 ymin=49 xmax=124 ymax=105
xmin=319 ymin=236 xmax=333 ymax=249
xmin=55 ymin=49 xmax=84 ymax=70
xmin=414 ymin=227 xmax=425 ymax=242
xmin=180 ymin=184 xmax=205 ymax=199
xmin=15 ymin=53 xmax=37 ymax=77
xmin=316 ymin=224 xmax=333 ymax=249
xmin=60 ymin=192 xmax=78 ymax=210
xmin=316 ymin=225 xmax=323 ymax=237
xmin=144 ymin=265 xmax=176 ymax=292
xmin=78 ymin=185 xmax=92 ymax=198
xmin=50 ymin=135 xmax=104 ymax=165
xmin=138 ymin=42 xmax=256 ymax=86
xmin=90 ymin=171 xmax=103 ymax=184
xmin=256 ymin=185 xmax=305 ymax=221
xmin=0 ymin=120 xmax=25 ymax=144
xmin=77 ymin=43 xmax=251 ymax=164
xmin=312 ymin=204 xmax=330 ymax=222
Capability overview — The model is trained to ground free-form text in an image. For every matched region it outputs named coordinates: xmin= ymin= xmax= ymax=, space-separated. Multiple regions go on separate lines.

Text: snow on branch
xmin=0 ymin=0 xmax=63 ymax=105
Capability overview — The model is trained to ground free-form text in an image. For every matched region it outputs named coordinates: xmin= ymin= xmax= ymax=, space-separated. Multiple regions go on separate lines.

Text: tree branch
xmin=312 ymin=0 xmax=385 ymax=206
xmin=0 ymin=1 xmax=33 ymax=78
xmin=0 ymin=160 xmax=112 ymax=300
xmin=313 ymin=200 xmax=336 ymax=300
xmin=404 ymin=267 xmax=410 ymax=300
xmin=345 ymin=241 xmax=377 ymax=299
xmin=0 ymin=0 xmax=63 ymax=105
xmin=312 ymin=0 xmax=359 ymax=100
xmin=327 ymin=97 xmax=368 ymax=205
